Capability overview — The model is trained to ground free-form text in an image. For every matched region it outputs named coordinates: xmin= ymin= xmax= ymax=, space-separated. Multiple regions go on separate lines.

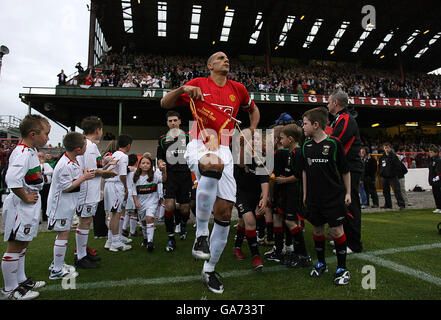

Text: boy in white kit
xmin=1 ymin=115 xmax=50 ymax=300
xmin=47 ymin=132 xmax=95 ymax=280
xmin=75 ymin=116 xmax=117 ymax=269
xmin=104 ymin=134 xmax=133 ymax=252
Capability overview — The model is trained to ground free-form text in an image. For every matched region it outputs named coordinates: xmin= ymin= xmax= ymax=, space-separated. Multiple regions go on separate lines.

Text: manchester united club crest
xmin=322 ymin=144 xmax=330 ymax=156
xmin=229 ymin=94 xmax=236 ymax=102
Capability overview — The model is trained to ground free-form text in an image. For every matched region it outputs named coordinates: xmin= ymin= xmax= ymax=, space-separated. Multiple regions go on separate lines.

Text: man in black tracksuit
xmin=363 ymin=147 xmax=379 ymax=208
xmin=157 ymin=111 xmax=193 ymax=251
xmin=328 ymin=89 xmax=364 ymax=253
xmin=378 ymin=143 xmax=405 ymax=210
xmin=428 ymin=145 xmax=441 ymax=212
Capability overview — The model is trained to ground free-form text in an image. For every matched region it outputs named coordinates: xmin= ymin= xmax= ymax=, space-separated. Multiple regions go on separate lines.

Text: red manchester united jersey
xmin=176 ymin=77 xmax=255 ymax=145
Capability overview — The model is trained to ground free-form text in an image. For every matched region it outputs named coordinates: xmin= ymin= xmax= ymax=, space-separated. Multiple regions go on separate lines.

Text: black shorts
xmin=163 ymin=171 xmax=192 ymax=204
xmin=273 ymin=184 xmax=303 ymax=221
xmin=235 ymin=190 xmax=260 ymax=219
xmin=304 ymin=198 xmax=347 ymax=228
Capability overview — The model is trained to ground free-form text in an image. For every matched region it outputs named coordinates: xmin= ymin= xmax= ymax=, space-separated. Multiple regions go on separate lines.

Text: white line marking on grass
xmin=356 ymin=254 xmax=441 ymax=287
xmin=40 ymin=242 xmax=441 ymax=292
xmin=364 ymin=242 xmax=441 ymax=256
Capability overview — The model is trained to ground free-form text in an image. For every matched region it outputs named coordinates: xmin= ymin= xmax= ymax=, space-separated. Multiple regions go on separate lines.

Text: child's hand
xmin=345 ymin=193 xmax=352 ymax=206
xmin=257 ymin=198 xmax=267 ymax=215
xmin=24 ymin=192 xmax=39 ymax=204
xmin=135 ymin=201 xmax=141 ymax=210
xmin=102 ymin=170 xmax=117 ymax=179
xmin=274 ymin=176 xmax=285 ymax=184
xmin=158 ymin=160 xmax=166 ymax=171
xmin=83 ymin=170 xmax=95 ymax=180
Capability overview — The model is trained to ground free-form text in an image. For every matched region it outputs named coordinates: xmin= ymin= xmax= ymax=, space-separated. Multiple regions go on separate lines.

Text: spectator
xmin=428 ymin=144 xmax=441 ymax=213
xmin=378 ymin=142 xmax=406 ymax=210
xmin=57 ymin=69 xmax=67 ymax=85
xmin=363 ymin=147 xmax=379 ymax=208
xmin=398 ymin=155 xmax=411 ymax=207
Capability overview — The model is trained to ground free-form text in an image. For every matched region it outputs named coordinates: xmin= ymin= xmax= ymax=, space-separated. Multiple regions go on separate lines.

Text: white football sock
xmin=123 ymin=214 xmax=130 ymax=231
xmin=118 ymin=216 xmax=124 ymax=235
xmin=53 ymin=239 xmax=68 ymax=273
xmin=196 ymin=175 xmax=218 ymax=238
xmin=203 ymin=220 xmax=230 ymax=273
xmin=17 ymin=249 xmax=27 ymax=283
xmin=147 ymin=223 xmax=155 ymax=242
xmin=129 ymin=216 xmax=137 ymax=234
xmin=76 ymin=228 xmax=89 ymax=260
xmin=158 ymin=205 xmax=165 ymax=220
xmin=2 ymin=253 xmax=20 ymax=291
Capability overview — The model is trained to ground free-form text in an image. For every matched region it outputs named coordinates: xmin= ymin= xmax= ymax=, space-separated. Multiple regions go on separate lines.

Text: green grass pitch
xmin=1 ymin=208 xmax=441 ymax=300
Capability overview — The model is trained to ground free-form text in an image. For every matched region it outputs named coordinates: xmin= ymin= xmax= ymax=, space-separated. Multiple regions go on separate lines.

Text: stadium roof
xmin=95 ymin=0 xmax=441 ymax=72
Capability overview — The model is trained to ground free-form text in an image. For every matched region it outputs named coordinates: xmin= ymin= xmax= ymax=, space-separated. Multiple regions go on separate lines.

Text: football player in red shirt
xmin=161 ymin=52 xmax=260 ymax=294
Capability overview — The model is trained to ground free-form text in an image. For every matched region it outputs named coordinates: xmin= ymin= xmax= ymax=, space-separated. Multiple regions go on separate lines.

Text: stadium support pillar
xmin=88 ymin=0 xmax=97 ymax=70
xmin=118 ymin=102 xmax=123 ymax=135
xmin=264 ymin=22 xmax=271 ymax=74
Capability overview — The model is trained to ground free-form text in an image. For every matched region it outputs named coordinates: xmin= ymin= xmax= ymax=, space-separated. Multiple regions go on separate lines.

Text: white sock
xmin=53 ymin=239 xmax=68 ymax=272
xmin=2 ymin=253 xmax=20 ymax=291
xmin=123 ymin=214 xmax=130 ymax=231
xmin=147 ymin=223 xmax=155 ymax=242
xmin=196 ymin=175 xmax=218 ymax=238
xmin=76 ymin=228 xmax=89 ymax=260
xmin=118 ymin=216 xmax=124 ymax=236
xmin=129 ymin=216 xmax=137 ymax=234
xmin=17 ymin=249 xmax=27 ymax=283
xmin=203 ymin=220 xmax=230 ymax=273
xmin=141 ymin=225 xmax=147 ymax=240
xmin=107 ymin=229 xmax=112 ymax=242
xmin=112 ymin=234 xmax=120 ymax=244
xmin=158 ymin=205 xmax=165 ymax=220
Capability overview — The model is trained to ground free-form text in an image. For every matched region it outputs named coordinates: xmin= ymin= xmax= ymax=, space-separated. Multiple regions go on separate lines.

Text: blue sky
xmin=0 ymin=0 xmax=90 ymax=145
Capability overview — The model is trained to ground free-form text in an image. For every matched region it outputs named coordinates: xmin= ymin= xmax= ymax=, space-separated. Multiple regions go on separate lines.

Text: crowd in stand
xmin=63 ymin=52 xmax=441 ymax=100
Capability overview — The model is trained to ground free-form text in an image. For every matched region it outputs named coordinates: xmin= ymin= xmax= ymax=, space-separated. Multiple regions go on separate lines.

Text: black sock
xmin=284 ymin=224 xmax=293 ymax=247
xmin=180 ymin=213 xmax=189 ymax=231
xmin=246 ymin=229 xmax=259 ymax=257
xmin=274 ymin=227 xmax=284 ymax=254
xmin=174 ymin=208 xmax=182 ymax=226
xmin=164 ymin=210 xmax=175 ymax=238
xmin=333 ymin=234 xmax=347 ymax=269
xmin=235 ymin=225 xmax=245 ymax=248
xmin=291 ymin=225 xmax=307 ymax=256
xmin=313 ymin=234 xmax=326 ymax=264
xmin=256 ymin=215 xmax=266 ymax=239
xmin=266 ymin=222 xmax=274 ymax=241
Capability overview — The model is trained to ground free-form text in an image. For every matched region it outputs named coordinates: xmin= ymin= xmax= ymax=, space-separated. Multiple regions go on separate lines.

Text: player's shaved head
xmin=207 ymin=51 xmax=225 ymax=66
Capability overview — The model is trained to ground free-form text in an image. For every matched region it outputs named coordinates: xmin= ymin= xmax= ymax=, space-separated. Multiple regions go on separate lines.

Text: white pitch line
xmin=356 ymin=254 xmax=441 ymax=287
xmin=40 ymin=242 xmax=441 ymax=292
